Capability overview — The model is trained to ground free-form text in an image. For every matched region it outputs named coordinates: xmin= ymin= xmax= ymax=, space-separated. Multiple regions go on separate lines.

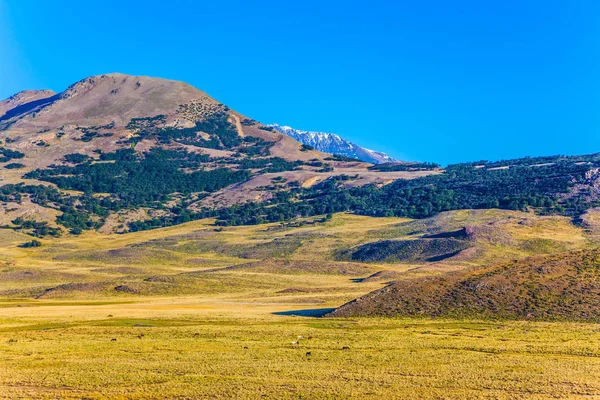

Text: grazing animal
xmin=342 ymin=346 xmax=350 ymax=350
xmin=111 ymin=338 xmax=117 ymax=342
xmin=137 ymin=334 xmax=144 ymax=339
xmin=306 ymin=352 xmax=312 ymax=356
xmin=193 ymin=333 xmax=200 ymax=337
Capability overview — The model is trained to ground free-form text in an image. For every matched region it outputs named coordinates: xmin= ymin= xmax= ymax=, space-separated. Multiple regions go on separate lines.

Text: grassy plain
xmin=1 ymin=211 xmax=600 ymax=398
xmin=2 ymin=310 xmax=600 ymax=399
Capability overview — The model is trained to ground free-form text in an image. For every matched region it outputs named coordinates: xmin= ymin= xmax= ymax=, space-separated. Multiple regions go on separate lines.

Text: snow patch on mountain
xmin=269 ymin=124 xmax=396 ymax=164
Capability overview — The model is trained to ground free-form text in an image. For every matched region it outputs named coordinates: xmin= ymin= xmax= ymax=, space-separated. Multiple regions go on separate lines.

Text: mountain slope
xmin=270 ymin=124 xmax=396 ymax=164
xmin=0 ymin=73 xmax=432 ymax=234
xmin=1 ymin=73 xmax=599 ymax=238
xmin=329 ymin=248 xmax=600 ymax=321
xmin=0 ymin=73 xmax=312 ymax=161
xmin=0 ymin=89 xmax=57 ymax=117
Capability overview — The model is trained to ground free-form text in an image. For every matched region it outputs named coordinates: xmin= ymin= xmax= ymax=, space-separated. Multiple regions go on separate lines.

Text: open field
xmin=2 ymin=307 xmax=600 ymax=399
xmin=1 ymin=211 xmax=600 ymax=398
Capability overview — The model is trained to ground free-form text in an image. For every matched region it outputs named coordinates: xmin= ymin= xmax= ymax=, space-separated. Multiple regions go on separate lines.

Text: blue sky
xmin=0 ymin=0 xmax=598 ymax=164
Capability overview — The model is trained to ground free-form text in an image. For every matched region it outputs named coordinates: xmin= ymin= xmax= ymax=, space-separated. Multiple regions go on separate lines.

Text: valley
xmin=2 ymin=73 xmax=600 ymax=398
xmin=1 ymin=210 xmax=600 ymax=398
xmin=3 ymin=0 xmax=598 ymax=397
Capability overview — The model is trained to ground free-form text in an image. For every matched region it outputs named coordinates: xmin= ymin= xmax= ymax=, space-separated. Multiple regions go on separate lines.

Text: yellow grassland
xmin=1 ymin=210 xmax=599 ymax=398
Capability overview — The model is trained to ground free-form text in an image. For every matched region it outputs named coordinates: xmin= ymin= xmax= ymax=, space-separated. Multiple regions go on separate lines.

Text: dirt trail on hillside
xmin=231 ymin=114 xmax=245 ymax=138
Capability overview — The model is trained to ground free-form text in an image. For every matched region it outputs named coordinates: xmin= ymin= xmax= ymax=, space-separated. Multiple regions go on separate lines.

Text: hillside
xmin=0 ymin=73 xmax=434 ymax=234
xmin=0 ymin=209 xmax=595 ymax=301
xmin=329 ymin=247 xmax=600 ymax=321
xmin=1 ymin=199 xmax=600 ymax=397
xmin=0 ymin=73 xmax=338 ymax=172
xmin=1 ymin=73 xmax=599 ymax=239
xmin=270 ymin=124 xmax=396 ymax=164
xmin=3 ymin=211 xmax=600 ymax=398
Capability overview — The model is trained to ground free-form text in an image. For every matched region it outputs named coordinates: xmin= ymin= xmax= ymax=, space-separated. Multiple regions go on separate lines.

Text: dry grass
xmin=331 ymin=248 xmax=600 ymax=321
xmin=1 ymin=310 xmax=600 ymax=399
xmin=0 ymin=211 xmax=599 ymax=398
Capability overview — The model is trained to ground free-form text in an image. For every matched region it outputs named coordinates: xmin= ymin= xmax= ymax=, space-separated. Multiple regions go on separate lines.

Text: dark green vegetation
xmin=325 ymin=155 xmax=362 ymax=162
xmin=0 ymin=147 xmax=25 ymax=162
xmin=126 ymin=108 xmax=243 ymax=149
xmin=11 ymin=218 xmax=62 ymax=238
xmin=4 ymin=162 xmax=24 ymax=169
xmin=7 ymin=147 xmax=249 ymax=234
xmin=330 ymin=249 xmax=600 ymax=321
xmin=369 ymin=162 xmax=440 ymax=171
xmin=207 ymin=153 xmax=600 ymax=227
xmin=26 ymin=148 xmax=249 ymax=206
xmin=18 ymin=239 xmax=42 ymax=248
xmin=63 ymin=153 xmax=91 ymax=164
xmin=226 ymin=156 xmax=303 ymax=173
xmin=5 ymin=150 xmax=600 ymax=235
xmin=125 ymin=110 xmax=278 ymax=156
xmin=1 ymin=183 xmax=113 ymax=234
xmin=342 ymin=238 xmax=470 ymax=263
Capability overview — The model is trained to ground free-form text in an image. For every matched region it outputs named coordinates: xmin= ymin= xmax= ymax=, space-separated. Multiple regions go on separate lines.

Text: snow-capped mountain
xmin=269 ymin=124 xmax=396 ymax=164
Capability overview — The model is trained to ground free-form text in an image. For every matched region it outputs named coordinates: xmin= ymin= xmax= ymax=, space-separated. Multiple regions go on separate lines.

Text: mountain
xmin=0 ymin=73 xmax=318 ymax=177
xmin=0 ymin=73 xmax=434 ymax=235
xmin=269 ymin=124 xmax=396 ymax=164
xmin=0 ymin=73 xmax=599 ymax=239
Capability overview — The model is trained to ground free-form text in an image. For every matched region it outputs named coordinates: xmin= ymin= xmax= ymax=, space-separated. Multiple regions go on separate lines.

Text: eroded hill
xmin=330 ymin=210 xmax=600 ymax=321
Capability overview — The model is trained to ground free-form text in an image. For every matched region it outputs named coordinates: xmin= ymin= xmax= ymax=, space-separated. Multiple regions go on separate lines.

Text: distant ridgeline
xmin=3 ymin=150 xmax=599 ymax=234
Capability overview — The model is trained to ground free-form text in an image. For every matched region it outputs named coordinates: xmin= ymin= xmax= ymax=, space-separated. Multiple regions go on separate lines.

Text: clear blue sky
xmin=1 ymin=0 xmax=598 ymax=164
